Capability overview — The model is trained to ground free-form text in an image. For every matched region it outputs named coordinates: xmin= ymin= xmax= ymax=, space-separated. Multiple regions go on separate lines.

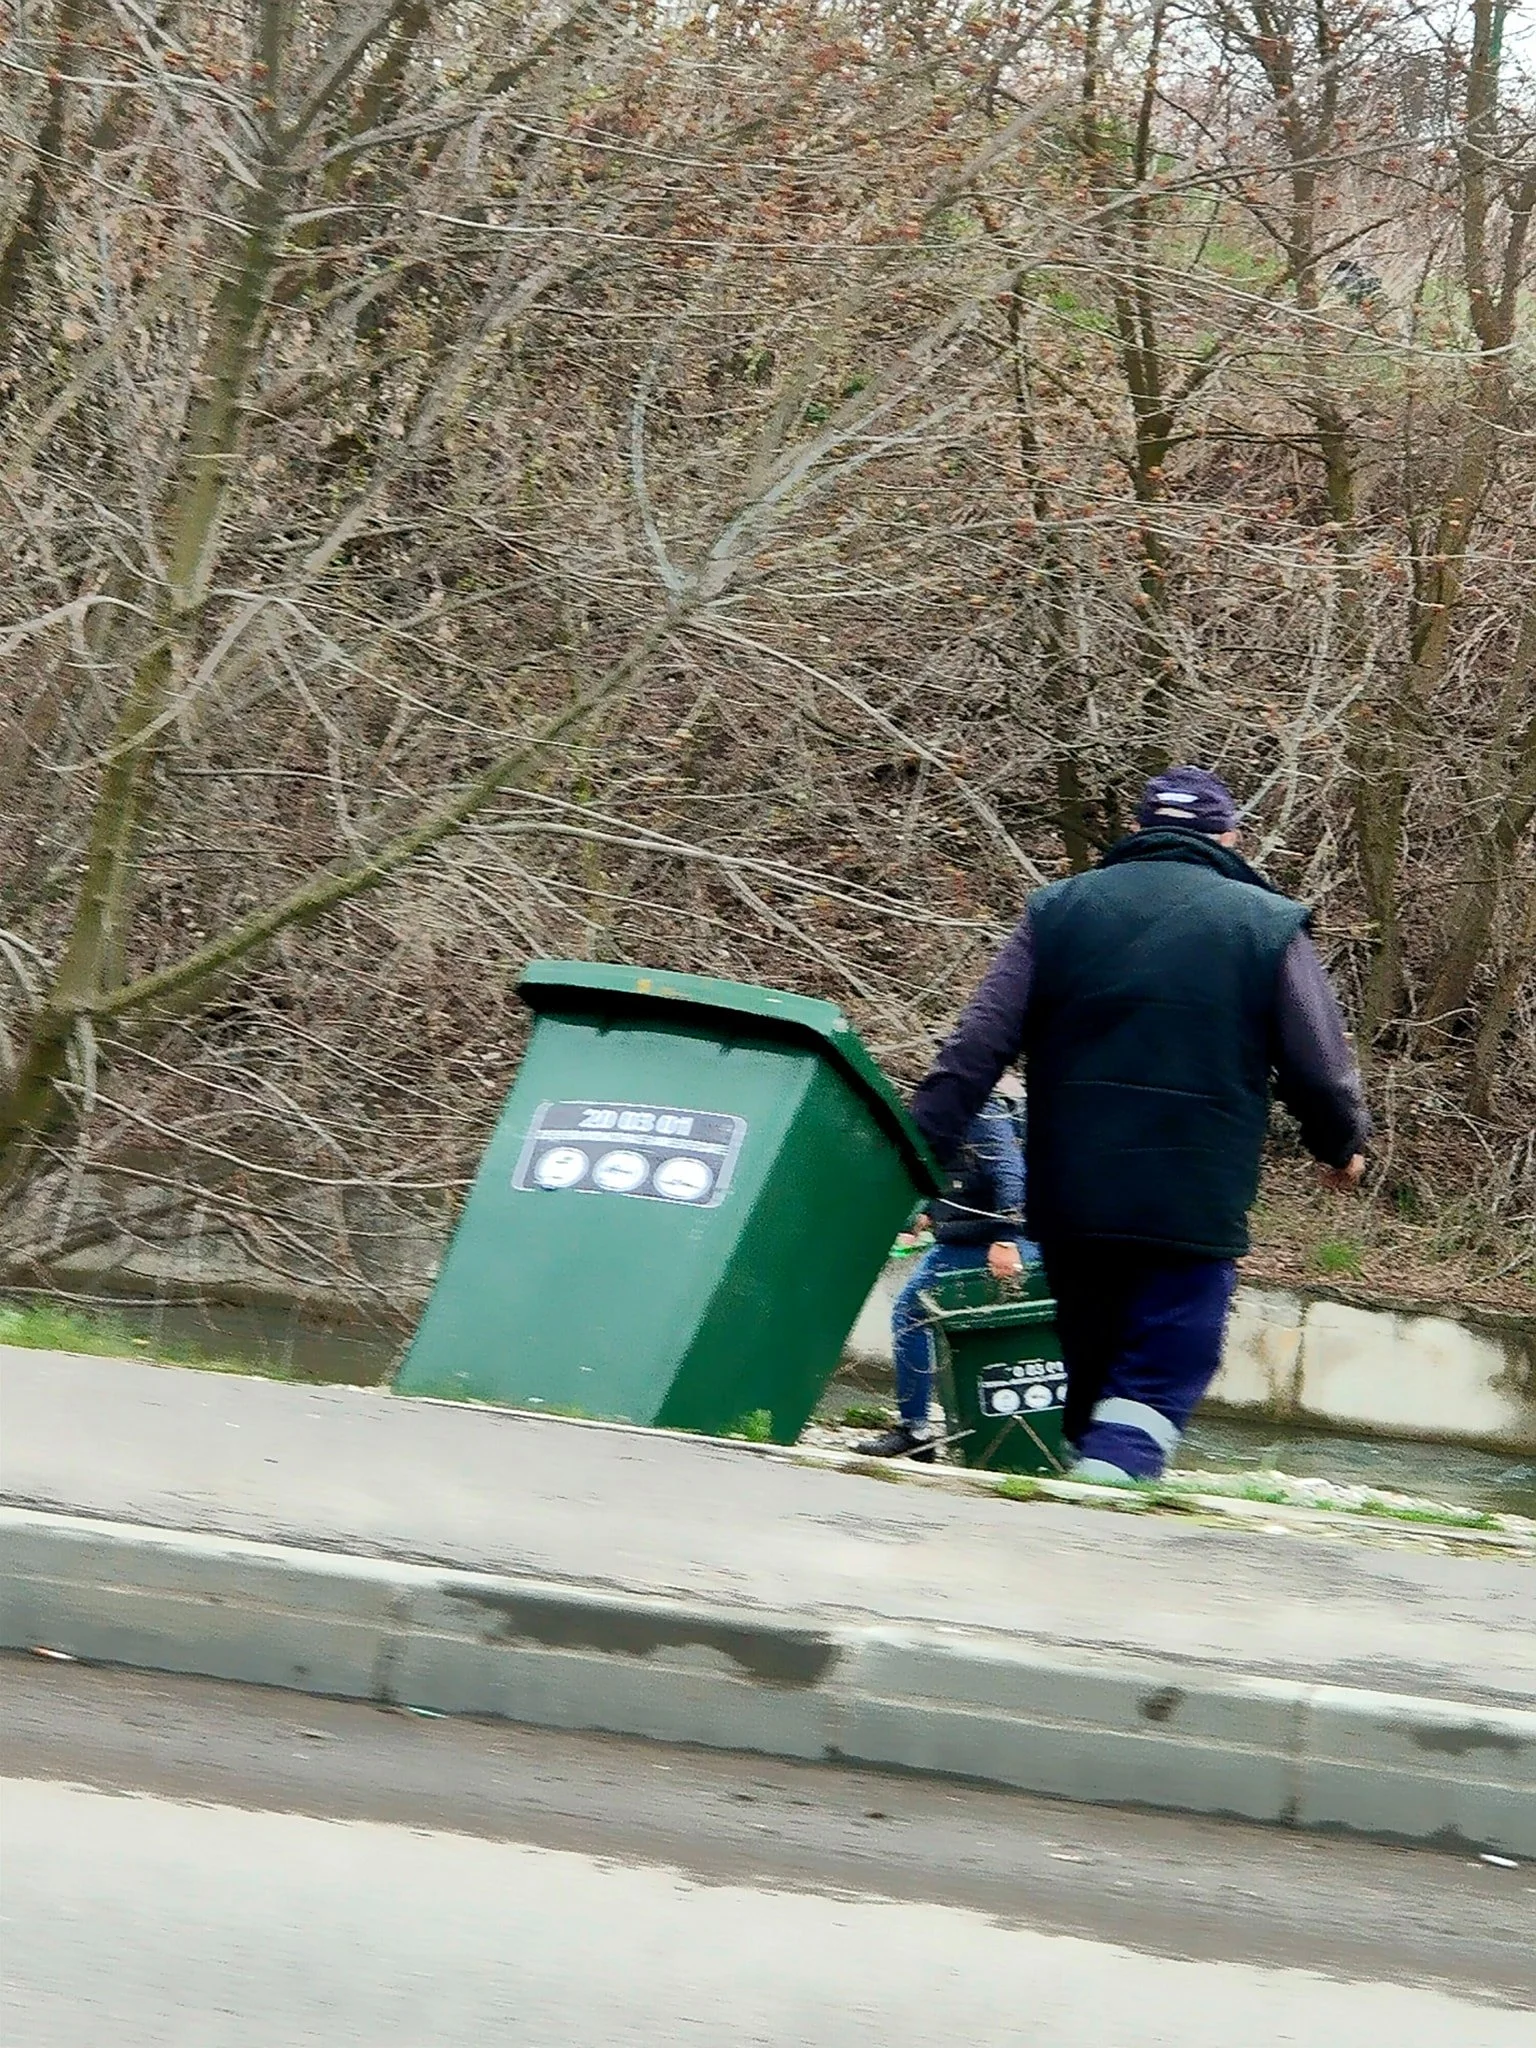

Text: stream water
xmin=11 ymin=1291 xmax=1536 ymax=1521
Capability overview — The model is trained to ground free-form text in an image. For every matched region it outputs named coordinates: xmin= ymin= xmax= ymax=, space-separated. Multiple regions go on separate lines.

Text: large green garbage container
xmin=396 ymin=961 xmax=941 ymax=1441
xmin=921 ymin=1267 xmax=1070 ymax=1475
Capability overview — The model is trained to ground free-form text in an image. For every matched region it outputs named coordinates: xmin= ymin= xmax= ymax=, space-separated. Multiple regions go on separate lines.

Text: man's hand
xmin=987 ymin=1240 xmax=1025 ymax=1280
xmin=1318 ymin=1154 xmax=1366 ymax=1194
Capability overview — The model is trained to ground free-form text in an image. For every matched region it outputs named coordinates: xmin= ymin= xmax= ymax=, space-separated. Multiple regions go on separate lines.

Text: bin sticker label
xmin=979 ymin=1357 xmax=1066 ymax=1420
xmin=513 ymin=1101 xmax=747 ymax=1208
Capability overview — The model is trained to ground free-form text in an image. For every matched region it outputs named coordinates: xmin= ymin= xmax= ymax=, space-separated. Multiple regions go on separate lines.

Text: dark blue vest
xmin=1023 ymin=832 xmax=1309 ymax=1256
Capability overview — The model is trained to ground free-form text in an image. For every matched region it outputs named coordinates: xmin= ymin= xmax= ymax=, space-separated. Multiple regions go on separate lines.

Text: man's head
xmin=1134 ymin=766 xmax=1240 ymax=846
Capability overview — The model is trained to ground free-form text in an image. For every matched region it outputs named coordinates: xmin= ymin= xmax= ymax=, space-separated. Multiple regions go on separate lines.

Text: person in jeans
xmin=858 ymin=1081 xmax=1040 ymax=1462
xmin=909 ymin=766 xmax=1370 ymax=1483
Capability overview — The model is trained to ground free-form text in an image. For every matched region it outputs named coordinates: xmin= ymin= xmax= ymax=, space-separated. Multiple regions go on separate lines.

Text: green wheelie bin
xmin=395 ymin=961 xmax=942 ymax=1442
xmin=920 ymin=1266 xmax=1070 ymax=1475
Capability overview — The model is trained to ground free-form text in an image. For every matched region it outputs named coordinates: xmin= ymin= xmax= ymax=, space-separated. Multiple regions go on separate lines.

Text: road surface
xmin=2 ymin=1659 xmax=1532 ymax=2045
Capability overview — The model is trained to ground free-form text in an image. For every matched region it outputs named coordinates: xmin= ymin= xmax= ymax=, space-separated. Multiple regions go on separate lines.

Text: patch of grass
xmin=725 ymin=1408 xmax=774 ymax=1443
xmin=836 ymin=1403 xmax=891 ymax=1430
xmin=1159 ymin=1473 xmax=1292 ymax=1506
xmin=0 ymin=1300 xmax=138 ymax=1357
xmin=1199 ymin=236 xmax=1275 ymax=282
xmin=1345 ymin=1498 xmax=1500 ymax=1531
xmin=994 ymin=1475 xmax=1041 ymax=1502
xmin=1312 ymin=1237 xmax=1365 ymax=1279
xmin=0 ymin=1297 xmax=257 ymax=1374
xmin=1040 ymin=284 xmax=1115 ymax=334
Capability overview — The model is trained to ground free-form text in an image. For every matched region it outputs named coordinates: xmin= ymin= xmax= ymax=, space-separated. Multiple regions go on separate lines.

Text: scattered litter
xmin=30 ymin=1646 xmax=76 ymax=1662
xmin=1049 ymin=1851 xmax=1091 ymax=1863
xmin=297 ymin=1728 xmax=332 ymax=1741
xmin=1479 ymin=1853 xmax=1519 ymax=1869
xmin=403 ymin=1706 xmax=445 ymax=1719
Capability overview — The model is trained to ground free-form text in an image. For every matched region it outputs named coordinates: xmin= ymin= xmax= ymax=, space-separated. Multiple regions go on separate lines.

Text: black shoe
xmin=854 ymin=1423 xmax=937 ymax=1464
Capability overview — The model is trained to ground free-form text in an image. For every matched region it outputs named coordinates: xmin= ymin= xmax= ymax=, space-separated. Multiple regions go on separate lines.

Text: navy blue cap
xmin=1135 ymin=766 xmax=1239 ymax=836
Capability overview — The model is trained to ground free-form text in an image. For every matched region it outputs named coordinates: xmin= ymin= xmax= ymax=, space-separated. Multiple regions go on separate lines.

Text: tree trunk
xmin=0 ymin=0 xmax=91 ymax=359
xmin=1422 ymin=613 xmax=1536 ymax=1032
xmin=1467 ymin=868 xmax=1536 ymax=1117
xmin=0 ymin=157 xmax=292 ymax=1170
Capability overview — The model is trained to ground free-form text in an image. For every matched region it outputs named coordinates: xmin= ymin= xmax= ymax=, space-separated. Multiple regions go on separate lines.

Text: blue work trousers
xmin=1042 ymin=1243 xmax=1237 ymax=1480
xmin=892 ymin=1238 xmax=1036 ymax=1426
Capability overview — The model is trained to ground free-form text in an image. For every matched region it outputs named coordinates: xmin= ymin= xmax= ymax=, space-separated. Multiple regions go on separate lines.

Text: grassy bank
xmin=0 ymin=1299 xmax=269 ymax=1378
xmin=1248 ymin=1162 xmax=1535 ymax=1321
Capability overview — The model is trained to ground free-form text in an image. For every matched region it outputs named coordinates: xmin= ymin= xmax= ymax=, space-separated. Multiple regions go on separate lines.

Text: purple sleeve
xmin=1272 ymin=932 xmax=1372 ymax=1167
xmin=909 ymin=913 xmax=1034 ymax=1165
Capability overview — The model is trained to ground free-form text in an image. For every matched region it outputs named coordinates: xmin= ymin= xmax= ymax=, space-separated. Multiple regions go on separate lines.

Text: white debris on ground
xmin=1163 ymin=1466 xmax=1535 ymax=1533
xmin=796 ymin=1417 xmax=1536 ymax=1537
xmin=1169 ymin=1467 xmax=1479 ymax=1511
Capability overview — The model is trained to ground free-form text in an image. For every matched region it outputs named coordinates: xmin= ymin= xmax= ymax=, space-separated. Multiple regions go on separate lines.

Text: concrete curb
xmin=407 ymin=1397 xmax=1536 ymax=1553
xmin=3 ymin=1506 xmax=1532 ymax=1856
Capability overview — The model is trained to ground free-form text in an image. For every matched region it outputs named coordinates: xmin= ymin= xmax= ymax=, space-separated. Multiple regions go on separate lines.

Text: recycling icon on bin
xmin=514 ymin=1100 xmax=746 ymax=1209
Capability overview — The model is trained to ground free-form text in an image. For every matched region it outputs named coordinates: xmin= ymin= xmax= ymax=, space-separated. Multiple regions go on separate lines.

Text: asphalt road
xmin=3 ymin=1660 xmax=1532 ymax=2045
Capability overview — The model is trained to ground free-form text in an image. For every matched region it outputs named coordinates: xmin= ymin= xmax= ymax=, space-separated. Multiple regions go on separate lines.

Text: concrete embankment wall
xmin=844 ymin=1265 xmax=1536 ymax=1453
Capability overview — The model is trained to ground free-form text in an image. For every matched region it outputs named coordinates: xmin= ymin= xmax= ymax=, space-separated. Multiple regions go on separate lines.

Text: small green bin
xmin=396 ymin=961 xmax=941 ymax=1442
xmin=920 ymin=1267 xmax=1070 ymax=1475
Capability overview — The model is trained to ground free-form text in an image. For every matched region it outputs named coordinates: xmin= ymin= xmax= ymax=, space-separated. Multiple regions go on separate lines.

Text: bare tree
xmin=1 ymin=0 xmax=1531 ymax=1317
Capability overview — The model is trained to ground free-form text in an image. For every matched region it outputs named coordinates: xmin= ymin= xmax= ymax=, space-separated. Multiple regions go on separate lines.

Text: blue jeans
xmin=891 ymin=1238 xmax=1037 ymax=1426
xmin=1042 ymin=1243 xmax=1237 ymax=1479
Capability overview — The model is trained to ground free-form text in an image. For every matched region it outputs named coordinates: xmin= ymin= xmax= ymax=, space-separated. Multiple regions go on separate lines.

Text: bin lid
xmin=518 ymin=959 xmax=942 ymax=1194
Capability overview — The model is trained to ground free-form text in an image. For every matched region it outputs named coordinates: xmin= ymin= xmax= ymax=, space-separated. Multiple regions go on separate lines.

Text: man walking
xmin=909 ymin=767 xmax=1369 ymax=1483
